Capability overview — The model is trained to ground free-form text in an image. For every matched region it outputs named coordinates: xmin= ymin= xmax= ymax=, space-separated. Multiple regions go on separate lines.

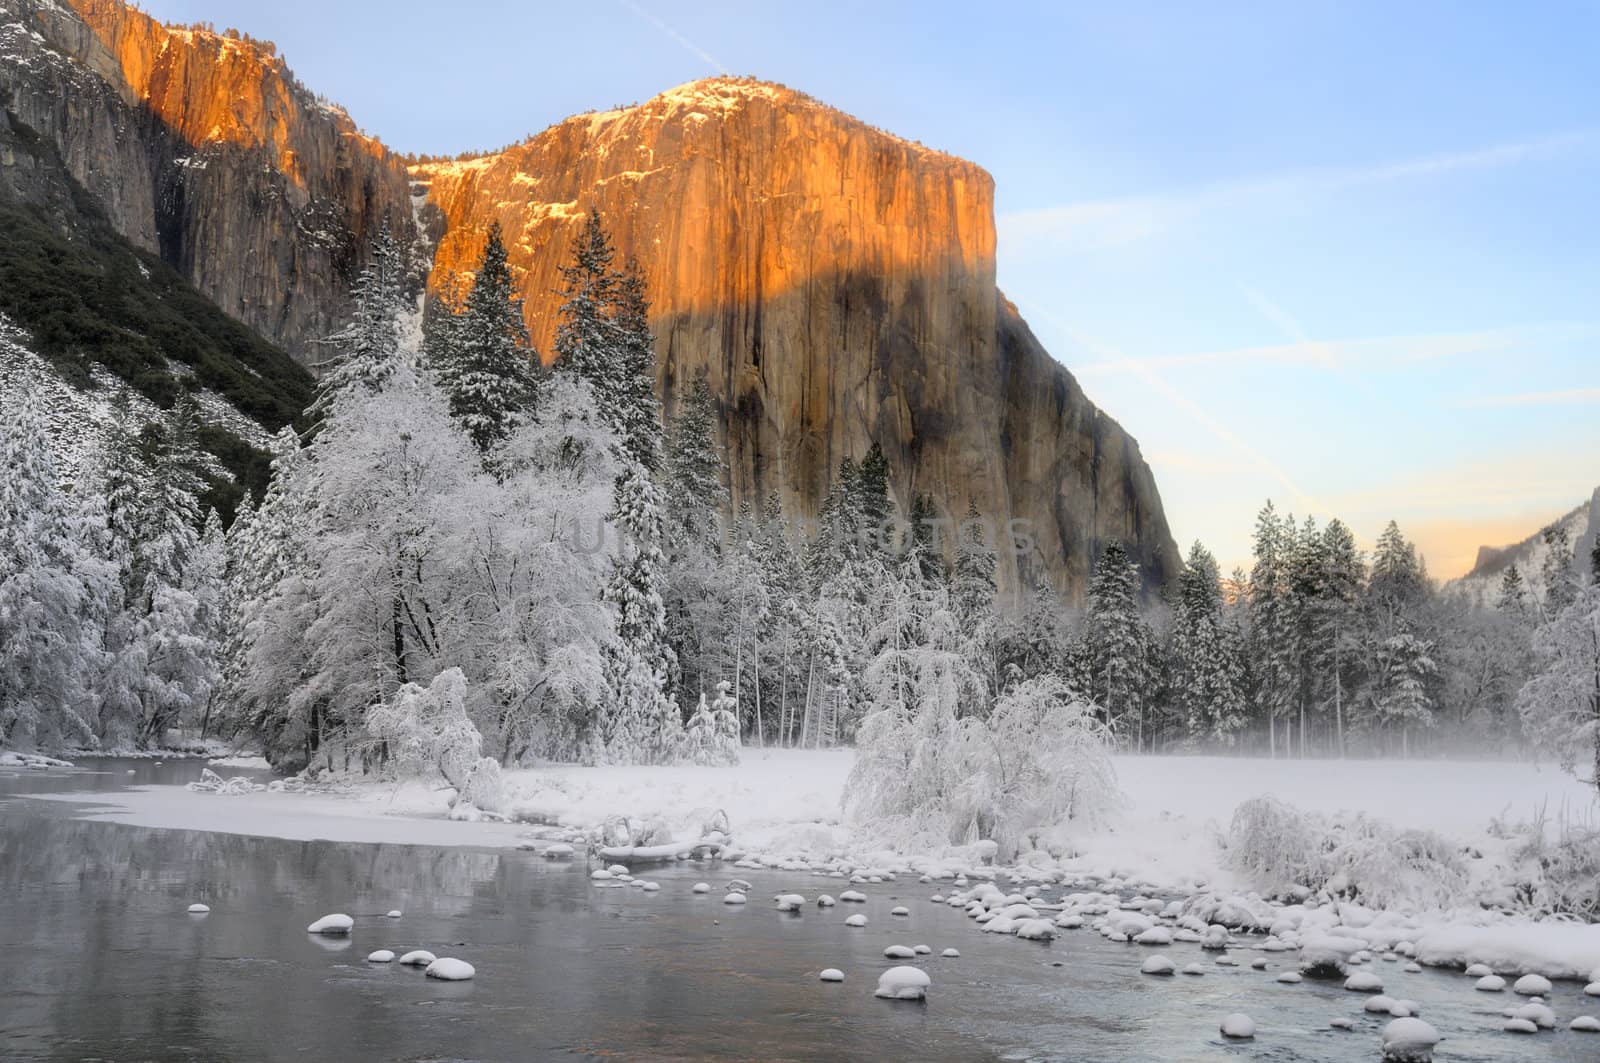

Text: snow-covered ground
xmin=27 ymin=750 xmax=1592 ymax=884
xmin=22 ymin=750 xmax=1600 ymax=981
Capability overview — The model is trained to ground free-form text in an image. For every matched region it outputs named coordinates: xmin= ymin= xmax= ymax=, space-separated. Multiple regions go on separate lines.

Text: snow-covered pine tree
xmin=1371 ymin=630 xmax=1438 ymax=756
xmin=132 ymin=396 xmax=218 ymax=745
xmin=1170 ymin=542 xmax=1246 ymax=745
xmin=553 ymin=213 xmax=663 ymax=471
xmin=1518 ymin=568 xmax=1600 ymax=794
xmin=1248 ymin=501 xmax=1296 ymax=755
xmin=660 ymin=376 xmax=732 ymax=709
xmin=0 ymin=394 xmax=102 ymax=749
xmin=709 ymin=678 xmax=741 ymax=763
xmin=661 ymin=377 xmax=727 ymax=544
xmin=600 ymin=459 xmax=682 ymax=763
xmin=611 ymin=259 xmax=664 ymax=473
xmin=951 ymin=498 xmax=1000 ymax=692
xmin=430 ymin=222 xmax=538 ymax=456
xmin=1086 ymin=541 xmax=1152 ymax=746
xmin=1497 ymin=563 xmax=1529 ymax=620
xmin=1539 ymin=523 xmax=1577 ymax=619
xmin=314 ymin=226 xmax=408 ymax=413
xmin=1318 ymin=518 xmax=1365 ymax=754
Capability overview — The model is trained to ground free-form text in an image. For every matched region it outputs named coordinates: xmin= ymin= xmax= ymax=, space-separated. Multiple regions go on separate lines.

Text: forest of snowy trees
xmin=2 ymin=213 xmax=1598 ymax=813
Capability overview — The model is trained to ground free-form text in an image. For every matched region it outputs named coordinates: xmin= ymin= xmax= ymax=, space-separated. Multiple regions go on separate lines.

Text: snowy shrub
xmin=1223 ymin=796 xmax=1468 ymax=911
xmin=458 ymin=756 xmax=507 ymax=814
xmin=956 ymin=676 xmax=1120 ymax=858
xmin=1224 ymin=796 xmax=1327 ymax=897
xmin=1503 ymin=817 xmax=1600 ymax=918
xmin=365 ymin=668 xmax=483 ymax=789
xmin=682 ymin=682 xmax=741 ymax=766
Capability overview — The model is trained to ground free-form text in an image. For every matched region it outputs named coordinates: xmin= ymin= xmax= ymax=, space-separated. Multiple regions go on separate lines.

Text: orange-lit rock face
xmin=7 ymin=0 xmax=412 ymax=357
xmin=418 ymin=79 xmax=1177 ymax=599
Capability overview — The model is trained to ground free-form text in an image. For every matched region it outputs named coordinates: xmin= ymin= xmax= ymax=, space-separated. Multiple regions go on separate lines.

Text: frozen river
xmin=1 ymin=758 xmax=1595 ymax=1062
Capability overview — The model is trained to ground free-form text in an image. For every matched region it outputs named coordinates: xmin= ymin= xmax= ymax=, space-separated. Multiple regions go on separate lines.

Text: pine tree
xmin=554 ymin=213 xmax=661 ymax=472
xmin=1540 ymin=523 xmax=1577 ymax=618
xmin=611 ymin=259 xmax=664 ymax=473
xmin=0 ymin=394 xmax=103 ymax=749
xmin=431 ymin=222 xmax=538 ymax=455
xmin=1497 ymin=563 xmax=1529 ymax=619
xmin=1318 ymin=518 xmax=1364 ymax=754
xmin=1248 ymin=501 xmax=1295 ymax=754
xmin=856 ymin=441 xmax=892 ymax=537
xmin=315 ymin=226 xmax=408 ymax=412
xmin=601 ymin=460 xmax=681 ymax=763
xmin=1086 ymin=541 xmax=1152 ymax=746
xmin=1170 ymin=541 xmax=1246 ymax=745
xmin=661 ymin=377 xmax=727 ymax=545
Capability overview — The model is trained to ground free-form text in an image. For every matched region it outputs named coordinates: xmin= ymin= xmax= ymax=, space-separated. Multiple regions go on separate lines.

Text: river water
xmin=1 ymin=758 xmax=1596 ymax=1062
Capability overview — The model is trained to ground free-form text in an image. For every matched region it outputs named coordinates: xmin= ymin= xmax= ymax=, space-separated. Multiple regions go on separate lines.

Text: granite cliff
xmin=416 ymin=79 xmax=1178 ymax=597
xmin=1 ymin=0 xmax=1178 ymax=598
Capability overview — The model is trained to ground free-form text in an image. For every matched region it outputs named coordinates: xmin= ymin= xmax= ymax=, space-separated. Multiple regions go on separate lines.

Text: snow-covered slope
xmin=1445 ymin=490 xmax=1600 ymax=608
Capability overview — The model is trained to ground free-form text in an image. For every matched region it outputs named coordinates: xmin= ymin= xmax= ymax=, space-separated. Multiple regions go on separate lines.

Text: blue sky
xmin=146 ymin=0 xmax=1600 ymax=576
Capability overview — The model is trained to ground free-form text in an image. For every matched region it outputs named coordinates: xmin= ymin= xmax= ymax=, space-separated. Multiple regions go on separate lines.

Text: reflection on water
xmin=1 ymin=760 xmax=1597 ymax=1062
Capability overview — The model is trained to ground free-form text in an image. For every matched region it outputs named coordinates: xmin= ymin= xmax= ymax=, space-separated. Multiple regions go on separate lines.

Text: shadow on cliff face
xmin=641 ymin=263 xmax=1179 ymax=604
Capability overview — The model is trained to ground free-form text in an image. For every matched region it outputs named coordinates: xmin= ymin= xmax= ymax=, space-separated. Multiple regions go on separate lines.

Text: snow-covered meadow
xmin=31 ymin=749 xmax=1600 ymax=983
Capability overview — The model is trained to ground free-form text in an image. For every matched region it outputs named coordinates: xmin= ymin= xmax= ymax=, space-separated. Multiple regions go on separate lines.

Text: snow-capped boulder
xmin=1502 ymin=1018 xmax=1538 ymax=1034
xmin=817 ymin=895 xmax=836 ymax=907
xmin=874 ymin=966 xmax=930 ymax=1000
xmin=775 ymin=894 xmax=805 ymax=912
xmin=845 ymin=914 xmax=867 ymax=927
xmin=1015 ymin=919 xmax=1055 ymax=942
xmin=398 ymin=950 xmax=436 ymax=966
xmin=1475 ymin=975 xmax=1506 ymax=992
xmin=367 ymin=950 xmax=395 ymax=963
xmin=1465 ymin=963 xmax=1493 ymax=977
xmin=1180 ymin=963 xmax=1205 ymax=976
xmin=913 ymin=945 xmax=931 ymax=955
xmin=1251 ymin=958 xmax=1269 ymax=970
xmin=840 ymin=890 xmax=867 ymax=903
xmin=1330 ymin=1017 xmax=1354 ymax=1030
xmin=1345 ymin=971 xmax=1384 ymax=992
xmin=941 ymin=948 xmax=960 ymax=958
xmin=1276 ymin=972 xmax=1303 ymax=984
xmin=1054 ymin=913 xmax=1084 ymax=930
xmin=723 ymin=892 xmax=747 ymax=905
xmin=642 ymin=881 xmax=660 ymax=892
xmin=607 ymin=864 xmax=628 ymax=875
xmin=692 ymin=882 xmax=711 ymax=893
xmin=819 ymin=968 xmax=844 ymax=982
xmin=591 ymin=869 xmax=614 ymax=881
xmin=981 ymin=916 xmax=1018 ymax=935
xmin=1587 ymin=983 xmax=1600 ymax=996
xmin=386 ymin=910 xmax=402 ymax=919
xmin=891 ymin=906 xmax=910 ymax=917
xmin=1364 ymin=995 xmax=1398 ymax=1014
xmin=1141 ymin=955 xmax=1175 ymax=976
xmin=1134 ymin=924 xmax=1175 ymax=946
xmin=424 ymin=957 xmax=475 ymax=981
xmin=306 ymin=914 xmax=353 ymax=935
xmin=1571 ymin=1016 xmax=1600 ymax=1032
xmin=543 ymin=843 xmax=575 ymax=858
xmin=1513 ymin=1002 xmax=1556 ymax=1029
xmin=1513 ymin=973 xmax=1553 ymax=996
xmin=1200 ymin=925 xmax=1230 ymax=950
xmin=1219 ymin=1013 xmax=1255 ymax=1039
xmin=187 ymin=903 xmax=210 ymax=914
xmin=1299 ymin=934 xmax=1360 ymax=979
xmin=1380 ymin=1017 xmax=1440 ymax=1062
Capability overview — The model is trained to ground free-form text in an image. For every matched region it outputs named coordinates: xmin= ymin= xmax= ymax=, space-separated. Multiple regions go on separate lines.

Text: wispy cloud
xmin=999 ymin=129 xmax=1593 ymax=254
xmin=1011 ymin=295 xmax=1319 ymax=513
xmin=1073 ymin=322 xmax=1597 ymax=378
xmin=1454 ymin=386 xmax=1600 ymax=409
xmin=618 ymin=0 xmax=725 ymax=73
